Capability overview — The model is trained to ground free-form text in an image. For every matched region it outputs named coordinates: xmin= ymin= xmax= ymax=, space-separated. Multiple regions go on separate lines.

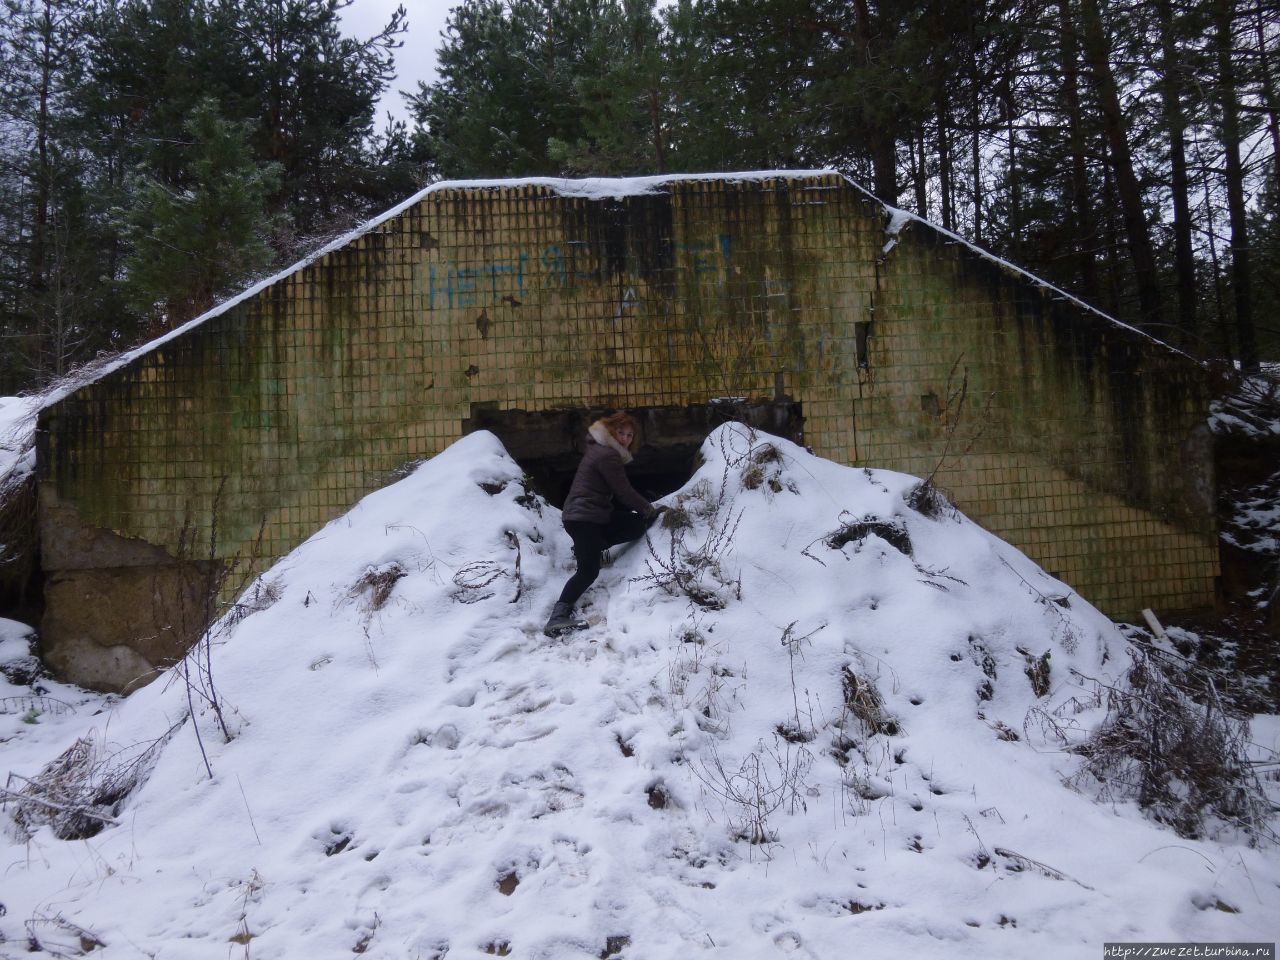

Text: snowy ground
xmin=2 ymin=425 xmax=1278 ymax=959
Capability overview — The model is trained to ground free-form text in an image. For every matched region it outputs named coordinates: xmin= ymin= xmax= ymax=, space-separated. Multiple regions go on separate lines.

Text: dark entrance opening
xmin=464 ymin=401 xmax=804 ymax=508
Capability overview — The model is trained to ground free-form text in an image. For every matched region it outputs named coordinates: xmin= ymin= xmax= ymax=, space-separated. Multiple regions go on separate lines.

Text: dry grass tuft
xmin=823 ymin=514 xmax=913 ymax=557
xmin=350 ymin=563 xmax=407 ymax=612
xmin=840 ymin=666 xmax=900 ymax=737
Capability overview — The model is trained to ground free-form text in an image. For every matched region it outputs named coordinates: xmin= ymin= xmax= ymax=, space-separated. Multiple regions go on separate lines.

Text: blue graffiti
xmin=425 ymin=235 xmax=741 ymax=309
xmin=428 ymin=254 xmax=527 ymax=309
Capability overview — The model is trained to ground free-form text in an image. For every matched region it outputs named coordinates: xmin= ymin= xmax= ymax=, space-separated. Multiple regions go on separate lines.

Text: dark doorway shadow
xmin=464 ymin=401 xmax=804 ymax=508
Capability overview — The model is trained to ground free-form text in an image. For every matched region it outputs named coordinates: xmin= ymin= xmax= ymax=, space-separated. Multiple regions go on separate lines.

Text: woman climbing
xmin=544 ymin=412 xmax=661 ymax=637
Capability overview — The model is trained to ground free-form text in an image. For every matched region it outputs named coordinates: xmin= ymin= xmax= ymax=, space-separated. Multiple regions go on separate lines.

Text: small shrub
xmin=636 ymin=499 xmax=741 ymax=610
xmin=904 ymin=479 xmax=956 ymax=520
xmin=694 ymin=740 xmax=813 ymax=845
xmin=226 ymin=577 xmax=283 ymax=627
xmin=1066 ymin=645 xmax=1272 ymax=843
xmin=5 ymin=722 xmax=181 ymax=841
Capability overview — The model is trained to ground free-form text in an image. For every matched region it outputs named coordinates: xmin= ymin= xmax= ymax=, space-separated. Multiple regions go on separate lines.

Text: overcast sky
xmin=341 ymin=0 xmax=456 ymax=123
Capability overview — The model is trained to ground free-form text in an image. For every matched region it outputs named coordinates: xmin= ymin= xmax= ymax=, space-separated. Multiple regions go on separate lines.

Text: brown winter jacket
xmin=561 ymin=421 xmax=654 ymax=524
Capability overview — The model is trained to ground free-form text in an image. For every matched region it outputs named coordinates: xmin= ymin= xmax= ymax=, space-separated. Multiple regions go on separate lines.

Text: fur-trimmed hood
xmin=561 ymin=419 xmax=653 ymax=523
xmin=588 ymin=419 xmax=634 ymax=464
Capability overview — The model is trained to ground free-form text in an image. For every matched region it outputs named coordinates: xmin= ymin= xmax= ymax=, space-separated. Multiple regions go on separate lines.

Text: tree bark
xmin=936 ymin=85 xmax=954 ymax=230
xmin=1002 ymin=69 xmax=1020 ymax=261
xmin=1250 ymin=0 xmax=1280 ymax=199
xmin=1156 ymin=0 xmax=1198 ymax=345
xmin=1078 ymin=0 xmax=1164 ymax=329
xmin=1214 ymin=0 xmax=1257 ymax=369
xmin=1102 ymin=153 xmax=1124 ymax=317
xmin=971 ymin=81 xmax=983 ymax=244
xmin=852 ymin=0 xmax=897 ymax=202
xmin=1201 ymin=167 xmax=1233 ymax=357
xmin=1059 ymin=0 xmax=1097 ymax=299
xmin=30 ymin=0 xmax=55 ymax=296
xmin=913 ymin=129 xmax=929 ymax=216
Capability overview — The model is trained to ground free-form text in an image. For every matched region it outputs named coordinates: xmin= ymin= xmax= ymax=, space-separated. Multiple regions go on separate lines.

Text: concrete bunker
xmin=26 ymin=172 xmax=1224 ymax=692
xmin=464 ymin=400 xmax=805 ymax=508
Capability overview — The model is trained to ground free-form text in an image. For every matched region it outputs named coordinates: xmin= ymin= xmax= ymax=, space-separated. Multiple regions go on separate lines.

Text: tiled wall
xmin=39 ymin=174 xmax=1218 ymax=630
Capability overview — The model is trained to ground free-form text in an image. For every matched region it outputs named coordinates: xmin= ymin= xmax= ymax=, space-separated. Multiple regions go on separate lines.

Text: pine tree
xmin=0 ymin=0 xmax=106 ymax=389
xmin=230 ymin=0 xmax=406 ymax=235
xmin=121 ymin=99 xmax=280 ymax=329
xmin=547 ymin=0 xmax=668 ymax=175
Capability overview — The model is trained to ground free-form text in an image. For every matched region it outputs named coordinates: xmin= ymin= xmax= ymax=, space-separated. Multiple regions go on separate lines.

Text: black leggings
xmin=555 ymin=509 xmax=649 ymax=608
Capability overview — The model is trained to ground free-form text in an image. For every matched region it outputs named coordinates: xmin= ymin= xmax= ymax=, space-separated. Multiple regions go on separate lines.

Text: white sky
xmin=341 ymin=0 xmax=457 ymax=123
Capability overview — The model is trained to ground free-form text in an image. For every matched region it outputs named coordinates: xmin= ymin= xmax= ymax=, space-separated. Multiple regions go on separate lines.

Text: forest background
xmin=1 ymin=0 xmax=1276 ymax=396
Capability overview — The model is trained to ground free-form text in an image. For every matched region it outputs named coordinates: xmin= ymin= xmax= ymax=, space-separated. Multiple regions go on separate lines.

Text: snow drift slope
xmin=3 ymin=424 xmax=1278 ymax=959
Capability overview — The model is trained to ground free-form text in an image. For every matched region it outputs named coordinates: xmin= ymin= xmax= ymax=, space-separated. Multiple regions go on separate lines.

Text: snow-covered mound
xmin=3 ymin=425 xmax=1278 ymax=959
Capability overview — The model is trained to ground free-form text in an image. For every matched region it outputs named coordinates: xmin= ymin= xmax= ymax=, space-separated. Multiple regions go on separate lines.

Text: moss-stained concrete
xmin=35 ymin=173 xmax=1218 ymax=690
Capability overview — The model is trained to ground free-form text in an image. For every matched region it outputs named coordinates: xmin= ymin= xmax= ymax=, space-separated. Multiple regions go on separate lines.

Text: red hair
xmin=600 ymin=411 xmax=640 ymax=452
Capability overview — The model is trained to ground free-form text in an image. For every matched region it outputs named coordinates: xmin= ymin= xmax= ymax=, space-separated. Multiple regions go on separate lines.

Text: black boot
xmin=543 ymin=601 xmax=580 ymax=637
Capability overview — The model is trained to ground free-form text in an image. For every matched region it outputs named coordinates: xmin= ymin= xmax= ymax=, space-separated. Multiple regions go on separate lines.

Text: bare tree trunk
xmin=969 ymin=0 xmax=986 ymax=245
xmin=913 ymin=129 xmax=929 ymax=216
xmin=1078 ymin=0 xmax=1165 ymax=329
xmin=937 ymin=86 xmax=954 ymax=230
xmin=1200 ymin=157 xmax=1233 ymax=357
xmin=30 ymin=0 xmax=55 ymax=296
xmin=1102 ymin=153 xmax=1124 ymax=317
xmin=1002 ymin=70 xmax=1020 ymax=261
xmin=971 ymin=86 xmax=983 ymax=244
xmin=1059 ymin=0 xmax=1098 ymax=300
xmin=1214 ymin=0 xmax=1257 ymax=369
xmin=1250 ymin=0 xmax=1280 ymax=198
xmin=853 ymin=0 xmax=897 ymax=202
xmin=1156 ymin=0 xmax=1198 ymax=346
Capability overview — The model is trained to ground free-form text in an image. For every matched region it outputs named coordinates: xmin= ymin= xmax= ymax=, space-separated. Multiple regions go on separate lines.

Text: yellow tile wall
xmin=38 ymin=174 xmax=1218 ymax=619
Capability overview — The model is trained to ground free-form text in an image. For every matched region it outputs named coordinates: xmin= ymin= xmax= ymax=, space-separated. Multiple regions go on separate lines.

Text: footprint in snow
xmin=772 ymin=930 xmax=820 ymax=957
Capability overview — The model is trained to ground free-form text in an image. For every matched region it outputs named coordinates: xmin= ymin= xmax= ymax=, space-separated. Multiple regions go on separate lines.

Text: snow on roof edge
xmin=42 ymin=167 xmax=1195 ymax=412
xmin=863 ymin=182 xmax=1195 ymax=361
xmin=39 ymin=170 xmax=839 ymax=409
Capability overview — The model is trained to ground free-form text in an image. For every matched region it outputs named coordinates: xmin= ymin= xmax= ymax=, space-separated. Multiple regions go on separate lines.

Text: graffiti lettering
xmin=425 ymin=235 xmax=738 ymax=310
xmin=541 ymin=241 xmax=607 ymax=287
xmin=672 ymin=234 xmax=733 ymax=277
xmin=428 ymin=254 xmax=527 ymax=310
